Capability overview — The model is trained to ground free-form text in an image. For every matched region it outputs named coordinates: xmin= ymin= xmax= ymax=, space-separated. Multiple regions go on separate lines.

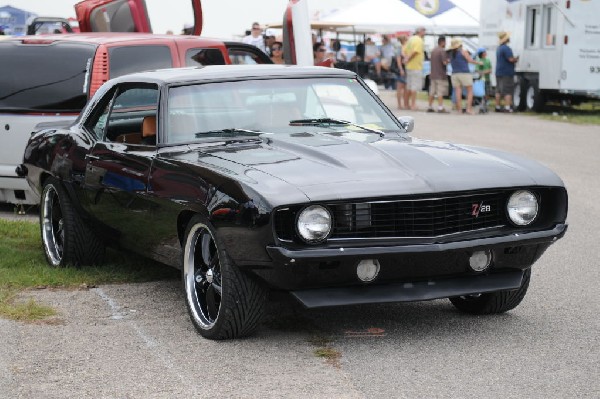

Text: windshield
xmin=165 ymin=77 xmax=400 ymax=144
xmin=0 ymin=41 xmax=96 ymax=112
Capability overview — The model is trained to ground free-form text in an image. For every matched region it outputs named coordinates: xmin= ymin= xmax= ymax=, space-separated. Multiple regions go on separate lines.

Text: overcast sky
xmin=12 ymin=0 xmax=479 ymax=38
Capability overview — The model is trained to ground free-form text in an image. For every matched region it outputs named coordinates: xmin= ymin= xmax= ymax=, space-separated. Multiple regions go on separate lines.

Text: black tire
xmin=40 ymin=177 xmax=105 ymax=267
xmin=525 ymin=79 xmax=545 ymax=112
xmin=182 ymin=215 xmax=267 ymax=340
xmin=449 ymin=269 xmax=531 ymax=314
xmin=514 ymin=77 xmax=526 ymax=111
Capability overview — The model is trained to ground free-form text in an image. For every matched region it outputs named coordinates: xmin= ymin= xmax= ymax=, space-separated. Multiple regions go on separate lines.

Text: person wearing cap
xmin=495 ymin=31 xmax=519 ymax=113
xmin=427 ymin=36 xmax=450 ymax=113
xmin=476 ymin=47 xmax=492 ymax=113
xmin=449 ymin=38 xmax=482 ymax=115
xmin=404 ymin=27 xmax=426 ymax=110
xmin=242 ymin=22 xmax=266 ymax=53
xmin=181 ymin=23 xmax=193 ymax=35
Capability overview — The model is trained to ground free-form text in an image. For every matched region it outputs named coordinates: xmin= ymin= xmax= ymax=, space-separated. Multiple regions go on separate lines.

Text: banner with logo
xmin=399 ymin=0 xmax=456 ymax=18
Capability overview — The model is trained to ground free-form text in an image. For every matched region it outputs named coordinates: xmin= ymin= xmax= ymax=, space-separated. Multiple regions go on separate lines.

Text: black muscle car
xmin=19 ymin=65 xmax=568 ymax=340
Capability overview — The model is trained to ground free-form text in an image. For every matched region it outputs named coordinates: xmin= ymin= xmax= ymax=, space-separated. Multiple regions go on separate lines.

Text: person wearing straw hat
xmin=495 ymin=31 xmax=519 ymax=112
xmin=449 ymin=38 xmax=482 ymax=115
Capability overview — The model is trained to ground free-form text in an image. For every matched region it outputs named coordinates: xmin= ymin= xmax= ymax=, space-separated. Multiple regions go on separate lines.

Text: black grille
xmin=275 ymin=192 xmax=508 ymax=241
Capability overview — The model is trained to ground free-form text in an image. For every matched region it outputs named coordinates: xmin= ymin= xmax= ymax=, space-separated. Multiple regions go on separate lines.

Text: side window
xmin=185 ymin=48 xmax=226 ymax=66
xmin=526 ymin=6 xmax=542 ymax=49
xmin=228 ymin=48 xmax=270 ymax=65
xmin=542 ymin=5 xmax=557 ymax=48
xmin=84 ymin=85 xmax=159 ymax=145
xmin=109 ymin=46 xmax=173 ymax=78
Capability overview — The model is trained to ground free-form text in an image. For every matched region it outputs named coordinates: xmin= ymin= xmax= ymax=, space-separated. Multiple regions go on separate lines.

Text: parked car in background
xmin=0 ymin=33 xmax=271 ymax=206
xmin=19 ymin=65 xmax=568 ymax=340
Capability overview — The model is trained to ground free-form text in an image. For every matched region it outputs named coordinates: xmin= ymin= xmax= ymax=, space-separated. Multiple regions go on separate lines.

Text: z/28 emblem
xmin=472 ymin=203 xmax=491 ymax=217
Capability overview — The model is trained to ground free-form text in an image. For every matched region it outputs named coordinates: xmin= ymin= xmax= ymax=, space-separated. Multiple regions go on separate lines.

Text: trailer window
xmin=526 ymin=6 xmax=542 ymax=48
xmin=542 ymin=5 xmax=557 ymax=47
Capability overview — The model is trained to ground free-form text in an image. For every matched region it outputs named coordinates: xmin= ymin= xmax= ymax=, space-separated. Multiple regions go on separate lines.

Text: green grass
xmin=537 ymin=101 xmax=600 ymax=125
xmin=0 ymin=219 xmax=178 ymax=321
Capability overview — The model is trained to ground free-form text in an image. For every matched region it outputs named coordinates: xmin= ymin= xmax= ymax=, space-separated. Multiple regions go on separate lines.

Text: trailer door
xmin=561 ymin=0 xmax=600 ymax=92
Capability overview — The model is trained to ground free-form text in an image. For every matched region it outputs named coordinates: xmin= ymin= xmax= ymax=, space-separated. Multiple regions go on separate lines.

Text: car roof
xmin=111 ymin=65 xmax=357 ymax=85
xmin=5 ymin=32 xmax=226 ymax=46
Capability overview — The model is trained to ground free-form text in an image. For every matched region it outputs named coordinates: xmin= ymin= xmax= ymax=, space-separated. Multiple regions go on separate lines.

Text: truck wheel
xmin=40 ymin=177 xmax=105 ymax=267
xmin=182 ymin=216 xmax=267 ymax=340
xmin=513 ymin=77 xmax=526 ymax=111
xmin=525 ymin=80 xmax=545 ymax=112
xmin=449 ymin=269 xmax=531 ymax=314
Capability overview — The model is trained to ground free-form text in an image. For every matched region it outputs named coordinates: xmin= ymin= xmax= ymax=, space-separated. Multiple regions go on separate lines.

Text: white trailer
xmin=479 ymin=0 xmax=600 ymax=111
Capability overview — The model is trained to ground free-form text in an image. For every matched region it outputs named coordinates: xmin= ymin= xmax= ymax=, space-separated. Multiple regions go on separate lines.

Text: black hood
xmin=180 ymin=132 xmax=564 ymax=204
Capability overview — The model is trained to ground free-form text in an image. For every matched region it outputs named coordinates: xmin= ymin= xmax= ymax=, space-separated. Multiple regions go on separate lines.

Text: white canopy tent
xmin=319 ymin=0 xmax=480 ymax=36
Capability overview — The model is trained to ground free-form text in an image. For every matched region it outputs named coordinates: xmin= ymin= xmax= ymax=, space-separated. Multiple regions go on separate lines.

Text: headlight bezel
xmin=295 ymin=204 xmax=333 ymax=244
xmin=507 ymin=190 xmax=539 ymax=226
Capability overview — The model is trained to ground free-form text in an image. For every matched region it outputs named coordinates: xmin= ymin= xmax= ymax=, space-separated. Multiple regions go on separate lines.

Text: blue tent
xmin=0 ymin=5 xmax=38 ymax=35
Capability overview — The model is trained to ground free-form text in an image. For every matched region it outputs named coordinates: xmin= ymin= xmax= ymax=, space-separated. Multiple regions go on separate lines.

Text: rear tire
xmin=514 ymin=77 xmax=526 ymax=111
xmin=182 ymin=215 xmax=267 ymax=340
xmin=449 ymin=269 xmax=531 ymax=314
xmin=525 ymin=79 xmax=545 ymax=112
xmin=40 ymin=177 xmax=105 ymax=267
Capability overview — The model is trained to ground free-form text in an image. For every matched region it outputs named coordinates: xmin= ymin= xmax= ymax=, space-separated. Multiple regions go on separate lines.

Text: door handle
xmin=85 ymin=154 xmax=100 ymax=161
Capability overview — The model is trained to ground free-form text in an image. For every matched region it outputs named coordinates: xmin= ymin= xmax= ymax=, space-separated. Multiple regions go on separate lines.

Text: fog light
xmin=469 ymin=250 xmax=492 ymax=272
xmin=357 ymin=259 xmax=380 ymax=282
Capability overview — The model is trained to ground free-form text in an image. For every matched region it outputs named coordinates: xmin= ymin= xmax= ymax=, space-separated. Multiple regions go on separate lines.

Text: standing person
xmin=404 ymin=27 xmax=426 ymax=111
xmin=379 ymin=35 xmax=396 ymax=89
xmin=270 ymin=41 xmax=285 ymax=64
xmin=476 ymin=47 xmax=492 ymax=113
xmin=313 ymin=42 xmax=332 ymax=67
xmin=242 ymin=22 xmax=266 ymax=53
xmin=396 ymin=35 xmax=409 ymax=109
xmin=449 ymin=38 xmax=482 ymax=115
xmin=495 ymin=31 xmax=519 ymax=113
xmin=427 ymin=36 xmax=450 ymax=113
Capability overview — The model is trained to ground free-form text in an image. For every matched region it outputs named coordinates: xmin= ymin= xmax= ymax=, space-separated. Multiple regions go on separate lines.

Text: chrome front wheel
xmin=182 ymin=216 xmax=267 ymax=340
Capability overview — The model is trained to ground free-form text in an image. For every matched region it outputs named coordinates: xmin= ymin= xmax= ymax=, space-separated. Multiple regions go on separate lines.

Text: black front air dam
xmin=291 ymin=270 xmax=524 ymax=308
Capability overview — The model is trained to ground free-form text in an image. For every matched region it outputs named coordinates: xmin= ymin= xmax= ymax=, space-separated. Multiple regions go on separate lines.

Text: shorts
xmin=451 ymin=73 xmax=473 ymax=88
xmin=406 ymin=70 xmax=423 ymax=91
xmin=429 ymin=78 xmax=448 ymax=97
xmin=496 ymin=76 xmax=515 ymax=96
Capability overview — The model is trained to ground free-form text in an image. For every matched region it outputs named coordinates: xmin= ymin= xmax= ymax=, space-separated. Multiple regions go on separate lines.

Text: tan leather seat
xmin=141 ymin=115 xmax=157 ymax=145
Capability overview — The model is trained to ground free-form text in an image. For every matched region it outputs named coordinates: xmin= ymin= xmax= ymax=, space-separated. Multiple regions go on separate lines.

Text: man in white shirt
xmin=242 ymin=22 xmax=266 ymax=53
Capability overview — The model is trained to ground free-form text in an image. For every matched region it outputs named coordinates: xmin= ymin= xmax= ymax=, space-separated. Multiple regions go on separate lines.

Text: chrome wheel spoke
xmin=201 ymin=232 xmax=212 ymax=266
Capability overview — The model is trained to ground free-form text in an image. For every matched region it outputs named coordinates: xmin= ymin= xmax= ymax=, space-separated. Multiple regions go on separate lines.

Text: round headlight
xmin=507 ymin=190 xmax=538 ymax=226
xmin=296 ymin=205 xmax=332 ymax=243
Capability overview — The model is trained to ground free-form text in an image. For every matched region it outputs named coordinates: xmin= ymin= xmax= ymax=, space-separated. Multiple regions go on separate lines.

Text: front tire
xmin=182 ymin=216 xmax=267 ymax=340
xmin=449 ymin=269 xmax=531 ymax=314
xmin=40 ymin=177 xmax=105 ymax=267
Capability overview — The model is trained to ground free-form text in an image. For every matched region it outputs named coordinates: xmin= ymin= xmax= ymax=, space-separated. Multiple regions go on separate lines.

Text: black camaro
xmin=19 ymin=65 xmax=568 ymax=339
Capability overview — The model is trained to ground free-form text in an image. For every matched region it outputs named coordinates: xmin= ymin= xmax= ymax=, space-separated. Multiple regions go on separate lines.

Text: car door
xmin=82 ymin=83 xmax=160 ymax=252
xmin=75 ymin=0 xmax=202 ymax=35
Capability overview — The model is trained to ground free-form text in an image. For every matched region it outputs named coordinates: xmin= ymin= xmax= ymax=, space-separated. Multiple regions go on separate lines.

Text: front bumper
xmin=249 ymin=224 xmax=567 ymax=298
xmin=266 ymin=224 xmax=567 ymax=262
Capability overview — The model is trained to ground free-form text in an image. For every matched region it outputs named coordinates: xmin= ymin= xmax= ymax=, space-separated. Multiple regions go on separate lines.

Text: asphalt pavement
xmin=1 ymin=92 xmax=599 ymax=398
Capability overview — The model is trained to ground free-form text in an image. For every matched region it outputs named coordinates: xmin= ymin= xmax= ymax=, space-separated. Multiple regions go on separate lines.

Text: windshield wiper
xmin=194 ymin=128 xmax=262 ymax=138
xmin=289 ymin=118 xmax=385 ymax=137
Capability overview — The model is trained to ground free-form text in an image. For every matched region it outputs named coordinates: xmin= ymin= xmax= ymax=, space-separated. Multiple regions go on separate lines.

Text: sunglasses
xmin=317 ymin=48 xmax=326 ymax=52
xmin=252 ymin=27 xmax=261 ymax=30
xmin=272 ymin=47 xmax=282 ymax=51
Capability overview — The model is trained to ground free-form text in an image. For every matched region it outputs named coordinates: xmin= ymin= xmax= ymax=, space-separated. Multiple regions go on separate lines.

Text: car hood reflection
xmin=178 ymin=132 xmax=563 ymax=202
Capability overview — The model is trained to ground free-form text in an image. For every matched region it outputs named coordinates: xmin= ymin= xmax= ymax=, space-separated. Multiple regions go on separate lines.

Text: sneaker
xmin=504 ymin=107 xmax=514 ymax=113
xmin=426 ymin=107 xmax=435 ymax=113
xmin=437 ymin=108 xmax=449 ymax=113
xmin=495 ymin=106 xmax=503 ymax=112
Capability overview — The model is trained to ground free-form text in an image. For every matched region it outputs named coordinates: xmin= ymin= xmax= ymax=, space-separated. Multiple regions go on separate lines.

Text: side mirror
xmin=397 ymin=116 xmax=414 ymax=133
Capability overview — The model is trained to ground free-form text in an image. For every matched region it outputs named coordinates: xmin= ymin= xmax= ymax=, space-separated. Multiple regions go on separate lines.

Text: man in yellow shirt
xmin=403 ymin=27 xmax=426 ymax=110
